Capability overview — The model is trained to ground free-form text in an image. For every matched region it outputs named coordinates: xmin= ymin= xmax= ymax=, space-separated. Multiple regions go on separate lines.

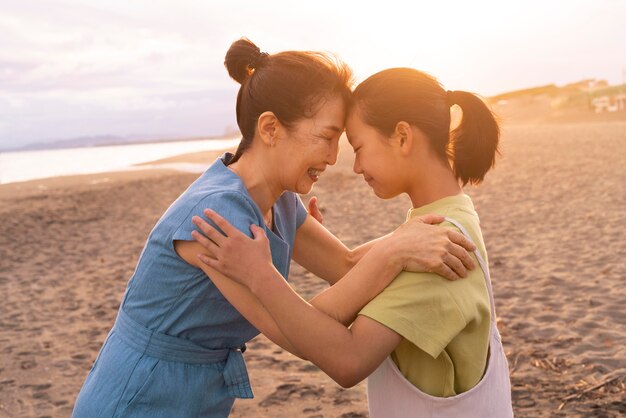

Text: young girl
xmin=192 ymin=68 xmax=514 ymax=416
xmin=71 ymin=40 xmax=477 ymax=417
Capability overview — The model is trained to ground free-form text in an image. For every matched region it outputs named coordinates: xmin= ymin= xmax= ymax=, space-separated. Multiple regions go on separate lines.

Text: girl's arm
xmin=249 ymin=265 xmax=403 ymax=388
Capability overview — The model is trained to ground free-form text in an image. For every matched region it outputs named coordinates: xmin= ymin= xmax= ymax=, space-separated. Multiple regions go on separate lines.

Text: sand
xmin=0 ymin=122 xmax=624 ymax=417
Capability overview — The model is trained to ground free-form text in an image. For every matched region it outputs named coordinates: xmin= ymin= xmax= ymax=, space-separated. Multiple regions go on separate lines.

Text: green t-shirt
xmin=359 ymin=194 xmax=491 ymax=397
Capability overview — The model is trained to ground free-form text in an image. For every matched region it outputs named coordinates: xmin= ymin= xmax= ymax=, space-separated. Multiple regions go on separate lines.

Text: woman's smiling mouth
xmin=308 ymin=168 xmax=324 ymax=181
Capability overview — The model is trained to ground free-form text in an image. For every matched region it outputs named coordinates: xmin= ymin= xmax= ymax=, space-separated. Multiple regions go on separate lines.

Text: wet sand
xmin=0 ymin=122 xmax=624 ymax=417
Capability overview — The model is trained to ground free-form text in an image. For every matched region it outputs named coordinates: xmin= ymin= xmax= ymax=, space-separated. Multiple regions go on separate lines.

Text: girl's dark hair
xmin=224 ymin=38 xmax=353 ymax=164
xmin=352 ymin=68 xmax=500 ymax=185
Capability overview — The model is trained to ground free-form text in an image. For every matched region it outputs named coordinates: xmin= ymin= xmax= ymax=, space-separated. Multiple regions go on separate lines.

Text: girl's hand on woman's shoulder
xmin=386 ymin=214 xmax=476 ymax=281
xmin=191 ymin=209 xmax=275 ymax=288
xmin=307 ymin=196 xmax=324 ymax=224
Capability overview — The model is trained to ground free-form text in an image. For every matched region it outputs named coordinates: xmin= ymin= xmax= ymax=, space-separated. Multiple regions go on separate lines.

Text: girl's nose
xmin=353 ymin=156 xmax=362 ymax=174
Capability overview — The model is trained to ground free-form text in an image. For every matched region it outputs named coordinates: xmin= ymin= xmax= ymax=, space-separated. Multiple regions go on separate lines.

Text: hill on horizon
xmin=488 ymin=79 xmax=626 ymax=124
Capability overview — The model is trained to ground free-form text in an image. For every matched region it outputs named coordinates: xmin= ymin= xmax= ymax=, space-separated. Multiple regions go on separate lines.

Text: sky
xmin=1 ymin=0 xmax=625 ymax=149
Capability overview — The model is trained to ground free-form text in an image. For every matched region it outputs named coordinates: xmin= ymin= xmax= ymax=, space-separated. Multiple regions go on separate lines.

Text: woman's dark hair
xmin=351 ymin=68 xmax=500 ymax=185
xmin=224 ymin=38 xmax=353 ymax=164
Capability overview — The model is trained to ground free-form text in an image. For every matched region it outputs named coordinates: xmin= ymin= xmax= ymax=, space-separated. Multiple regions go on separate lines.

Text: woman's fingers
xmin=432 ymin=262 xmax=461 ymax=281
xmin=415 ymin=214 xmax=445 ymax=225
xmin=443 ymin=253 xmax=467 ymax=279
xmin=447 ymin=230 xmax=476 ymax=252
xmin=192 ymin=215 xmax=225 ymax=246
xmin=447 ymin=242 xmax=476 ymax=270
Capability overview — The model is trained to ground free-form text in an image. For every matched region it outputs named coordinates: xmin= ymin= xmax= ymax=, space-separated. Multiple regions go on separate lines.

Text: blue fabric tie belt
xmin=113 ymin=309 xmax=253 ymax=399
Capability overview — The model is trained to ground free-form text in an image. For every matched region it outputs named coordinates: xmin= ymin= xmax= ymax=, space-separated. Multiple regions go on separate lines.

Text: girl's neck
xmin=228 ymin=152 xmax=283 ymax=216
xmin=407 ymin=160 xmax=462 ymax=209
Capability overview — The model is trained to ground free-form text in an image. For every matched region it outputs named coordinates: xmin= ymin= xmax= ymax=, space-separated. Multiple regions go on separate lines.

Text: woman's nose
xmin=326 ymin=138 xmax=339 ymax=166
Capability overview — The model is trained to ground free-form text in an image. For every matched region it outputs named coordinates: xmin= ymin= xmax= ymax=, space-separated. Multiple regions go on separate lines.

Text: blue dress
xmin=73 ymin=153 xmax=308 ymax=417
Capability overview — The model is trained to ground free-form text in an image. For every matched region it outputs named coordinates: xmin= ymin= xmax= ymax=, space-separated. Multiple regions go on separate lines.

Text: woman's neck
xmin=227 ymin=152 xmax=283 ymax=216
xmin=407 ymin=159 xmax=462 ymax=209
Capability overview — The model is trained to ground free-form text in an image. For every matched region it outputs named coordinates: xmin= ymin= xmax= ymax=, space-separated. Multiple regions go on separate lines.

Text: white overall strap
xmin=366 ymin=217 xmax=514 ymax=418
xmin=444 ymin=217 xmax=497 ymax=322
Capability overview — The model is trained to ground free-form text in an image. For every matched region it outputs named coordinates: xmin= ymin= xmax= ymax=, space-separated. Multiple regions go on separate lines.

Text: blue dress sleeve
xmin=295 ymin=194 xmax=308 ymax=229
xmin=172 ymin=192 xmax=261 ymax=242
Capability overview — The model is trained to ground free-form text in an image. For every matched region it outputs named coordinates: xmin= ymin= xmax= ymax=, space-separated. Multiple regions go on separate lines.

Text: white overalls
xmin=367 ymin=218 xmax=514 ymax=418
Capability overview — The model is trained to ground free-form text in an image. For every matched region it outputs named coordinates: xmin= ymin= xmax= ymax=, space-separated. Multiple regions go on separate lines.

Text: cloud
xmin=1 ymin=0 xmax=625 ymax=147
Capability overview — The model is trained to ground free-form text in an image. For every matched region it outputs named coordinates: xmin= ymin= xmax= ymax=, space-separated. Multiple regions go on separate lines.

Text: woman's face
xmin=345 ymin=109 xmax=406 ymax=199
xmin=275 ymin=96 xmax=346 ymax=194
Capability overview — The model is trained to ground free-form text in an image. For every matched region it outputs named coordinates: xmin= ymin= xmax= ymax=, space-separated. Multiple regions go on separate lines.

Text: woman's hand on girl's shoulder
xmin=388 ymin=214 xmax=476 ymax=281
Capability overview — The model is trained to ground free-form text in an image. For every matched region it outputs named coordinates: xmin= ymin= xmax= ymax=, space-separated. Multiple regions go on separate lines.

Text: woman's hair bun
xmin=224 ymin=38 xmax=268 ymax=84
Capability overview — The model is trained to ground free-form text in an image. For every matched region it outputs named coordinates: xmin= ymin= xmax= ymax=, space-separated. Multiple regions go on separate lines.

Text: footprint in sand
xmin=259 ymin=383 xmax=325 ymax=408
xmin=299 ymin=363 xmax=320 ymax=372
xmin=339 ymin=413 xmax=368 ymax=418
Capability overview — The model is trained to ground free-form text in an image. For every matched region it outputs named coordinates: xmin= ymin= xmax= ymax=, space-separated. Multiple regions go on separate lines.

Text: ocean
xmin=0 ymin=137 xmax=240 ymax=184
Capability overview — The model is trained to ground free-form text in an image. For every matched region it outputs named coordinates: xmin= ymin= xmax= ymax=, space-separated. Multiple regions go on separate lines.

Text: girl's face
xmin=345 ymin=109 xmax=407 ymax=199
xmin=275 ymin=95 xmax=346 ymax=194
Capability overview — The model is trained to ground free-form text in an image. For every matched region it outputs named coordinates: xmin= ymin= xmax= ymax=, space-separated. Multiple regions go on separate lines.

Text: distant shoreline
xmin=0 ymin=138 xmax=239 ymax=185
xmin=1 ymin=133 xmax=241 ymax=154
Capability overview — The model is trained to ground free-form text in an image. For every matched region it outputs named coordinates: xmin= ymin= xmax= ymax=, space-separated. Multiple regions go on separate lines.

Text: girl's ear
xmin=394 ymin=121 xmax=413 ymax=156
xmin=257 ymin=111 xmax=280 ymax=146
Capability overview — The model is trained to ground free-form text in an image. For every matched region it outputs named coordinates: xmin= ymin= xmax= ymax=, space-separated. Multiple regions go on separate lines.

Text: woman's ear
xmin=394 ymin=121 xmax=413 ymax=156
xmin=257 ymin=111 xmax=279 ymax=146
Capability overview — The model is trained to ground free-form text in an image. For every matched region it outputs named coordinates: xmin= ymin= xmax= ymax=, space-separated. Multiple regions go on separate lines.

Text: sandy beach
xmin=0 ymin=121 xmax=625 ymax=417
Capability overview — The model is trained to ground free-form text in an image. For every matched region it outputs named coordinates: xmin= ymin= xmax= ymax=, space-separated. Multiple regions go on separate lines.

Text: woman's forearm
xmin=347 ymin=233 xmax=392 ymax=267
xmin=309 ymin=243 xmax=401 ymax=326
xmin=293 ymin=216 xmax=392 ymax=285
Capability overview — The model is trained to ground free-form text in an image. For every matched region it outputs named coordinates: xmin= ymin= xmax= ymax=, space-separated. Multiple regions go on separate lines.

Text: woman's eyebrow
xmin=323 ymin=125 xmax=343 ymax=133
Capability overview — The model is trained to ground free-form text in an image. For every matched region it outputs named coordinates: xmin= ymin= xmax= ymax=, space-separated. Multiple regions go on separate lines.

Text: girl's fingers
xmin=250 ymin=224 xmax=267 ymax=241
xmin=203 ymin=209 xmax=239 ymax=238
xmin=308 ymin=196 xmax=324 ymax=224
xmin=192 ymin=216 xmax=224 ymax=246
xmin=197 ymin=252 xmax=219 ymax=267
xmin=191 ymin=230 xmax=219 ymax=254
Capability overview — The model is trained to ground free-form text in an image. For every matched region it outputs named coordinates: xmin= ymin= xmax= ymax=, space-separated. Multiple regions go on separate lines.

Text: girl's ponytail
xmin=353 ymin=69 xmax=500 ymax=186
xmin=447 ymin=90 xmax=500 ymax=185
